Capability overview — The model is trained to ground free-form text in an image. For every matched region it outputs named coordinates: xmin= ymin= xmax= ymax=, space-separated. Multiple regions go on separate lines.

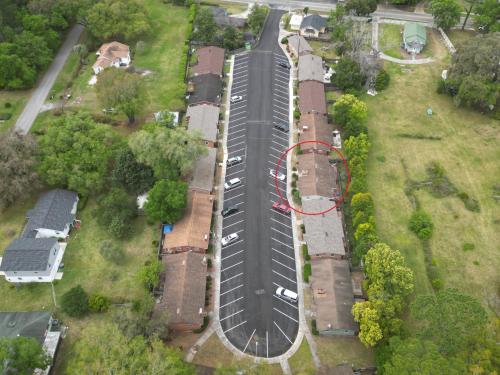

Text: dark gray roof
xmin=0 ymin=238 xmax=57 ymax=272
xmin=211 ymin=7 xmax=227 ymax=18
xmin=0 ymin=311 xmax=51 ymax=343
xmin=188 ymin=74 xmax=223 ymax=106
xmin=23 ymin=189 xmax=78 ymax=238
xmin=300 ymin=14 xmax=327 ymax=31
xmin=214 ymin=15 xmax=246 ymax=28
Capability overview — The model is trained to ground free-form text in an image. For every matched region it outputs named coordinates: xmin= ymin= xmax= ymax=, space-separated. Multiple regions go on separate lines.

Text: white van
xmin=226 ymin=156 xmax=242 ymax=167
xmin=275 ymin=287 xmax=298 ymax=303
xmin=224 ymin=177 xmax=241 ymax=190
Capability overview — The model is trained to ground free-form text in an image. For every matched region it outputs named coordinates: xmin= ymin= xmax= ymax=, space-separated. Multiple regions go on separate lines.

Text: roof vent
xmin=176 ymin=308 xmax=181 ymax=315
xmin=204 ymin=234 xmax=208 ymax=241
xmin=199 ymin=308 xmax=203 ymax=315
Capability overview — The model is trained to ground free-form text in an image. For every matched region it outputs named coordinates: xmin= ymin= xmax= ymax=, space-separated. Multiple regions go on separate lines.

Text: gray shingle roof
xmin=186 ymin=104 xmax=220 ymax=143
xmin=189 ymin=147 xmax=217 ymax=193
xmin=23 ymin=189 xmax=78 ymax=238
xmin=0 ymin=311 xmax=51 ymax=342
xmin=299 ymin=54 xmax=324 ymax=82
xmin=300 ymin=14 xmax=327 ymax=31
xmin=0 ymin=238 xmax=57 ymax=272
xmin=288 ymin=34 xmax=313 ymax=56
xmin=188 ymin=74 xmax=223 ymax=106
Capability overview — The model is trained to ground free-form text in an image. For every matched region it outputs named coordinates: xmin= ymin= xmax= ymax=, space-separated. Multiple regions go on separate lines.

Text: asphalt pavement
xmin=218 ymin=10 xmax=299 ymax=358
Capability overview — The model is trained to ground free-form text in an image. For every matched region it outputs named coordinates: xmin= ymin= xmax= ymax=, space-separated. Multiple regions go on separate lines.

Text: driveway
xmin=14 ymin=24 xmax=84 ymax=135
xmin=218 ymin=10 xmax=299 ymax=358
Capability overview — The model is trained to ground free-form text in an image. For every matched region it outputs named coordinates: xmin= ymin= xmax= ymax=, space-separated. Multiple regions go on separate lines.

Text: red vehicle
xmin=272 ymin=201 xmax=291 ymax=215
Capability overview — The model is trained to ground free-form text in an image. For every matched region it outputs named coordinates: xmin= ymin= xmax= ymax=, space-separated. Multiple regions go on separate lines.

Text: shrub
xmin=457 ymin=191 xmax=480 ymax=212
xmin=207 ymin=258 xmax=212 ymax=268
xmin=138 ymin=259 xmax=162 ymax=291
xmin=291 ymin=179 xmax=297 ymax=188
xmin=303 ymin=263 xmax=311 ymax=282
xmin=374 ymin=69 xmax=390 ymax=91
xmin=431 ymin=278 xmax=444 ymax=290
xmin=293 ymin=108 xmax=300 ymax=119
xmin=95 ymin=188 xmax=137 ymax=239
xmin=193 ymin=316 xmax=209 ymax=333
xmin=462 ymin=243 xmax=475 ymax=252
xmin=281 ymin=37 xmax=288 ymax=44
xmin=0 ymin=113 xmax=12 ymax=120
xmin=61 ymin=285 xmax=89 ymax=318
xmin=409 ymin=211 xmax=434 ymax=240
xmin=4 ymin=102 xmax=12 ymax=108
xmin=311 ymin=319 xmax=319 ymax=335
xmin=99 ymin=241 xmax=125 ymax=264
xmin=302 ymin=244 xmax=310 ymax=261
xmin=88 ymin=293 xmax=110 ymax=312
xmin=300 ymin=223 xmax=305 ymax=234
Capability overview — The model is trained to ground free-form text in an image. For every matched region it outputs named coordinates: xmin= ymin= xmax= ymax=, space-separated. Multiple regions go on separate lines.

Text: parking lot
xmin=218 ymin=10 xmax=299 ymax=358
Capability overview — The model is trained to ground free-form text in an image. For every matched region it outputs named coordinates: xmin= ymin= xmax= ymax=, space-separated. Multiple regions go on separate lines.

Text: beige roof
xmin=297 ymin=153 xmax=336 ymax=198
xmin=310 ymin=258 xmax=357 ymax=332
xmin=298 ymin=81 xmax=327 ymax=114
xmin=302 ymin=197 xmax=345 ymax=257
xmin=189 ymin=147 xmax=217 ymax=193
xmin=159 ymin=252 xmax=207 ymax=326
xmin=288 ymin=34 xmax=313 ymax=56
xmin=299 ymin=54 xmax=324 ymax=82
xmin=186 ymin=104 xmax=220 ymax=143
xmin=94 ymin=41 xmax=129 ymax=69
xmin=193 ymin=46 xmax=225 ymax=76
xmin=162 ymin=191 xmax=214 ymax=251
xmin=299 ymin=113 xmax=331 ymax=152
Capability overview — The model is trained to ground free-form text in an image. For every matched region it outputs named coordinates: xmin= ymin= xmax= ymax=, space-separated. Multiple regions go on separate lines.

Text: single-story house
xmin=0 ymin=238 xmax=66 ymax=283
xmin=186 ymin=103 xmax=220 ymax=147
xmin=193 ymin=46 xmax=226 ymax=77
xmin=290 ymin=14 xmax=304 ymax=31
xmin=156 ymin=251 xmax=207 ymax=331
xmin=298 ymin=81 xmax=327 ymax=115
xmin=403 ymin=22 xmax=427 ymax=54
xmin=299 ymin=113 xmax=331 ymax=154
xmin=161 ymin=191 xmax=214 ymax=254
xmin=287 ymin=34 xmax=313 ymax=57
xmin=300 ymin=14 xmax=327 ymax=37
xmin=297 ymin=153 xmax=337 ymax=198
xmin=310 ymin=258 xmax=357 ymax=336
xmin=92 ymin=41 xmax=131 ymax=75
xmin=188 ymin=74 xmax=223 ymax=106
xmin=298 ymin=54 xmax=324 ymax=83
xmin=211 ymin=6 xmax=227 ymax=18
xmin=189 ymin=147 xmax=217 ymax=193
xmin=0 ymin=311 xmax=62 ymax=375
xmin=214 ymin=15 xmax=246 ymax=28
xmin=302 ymin=197 xmax=345 ymax=258
xmin=23 ymin=189 xmax=79 ymax=239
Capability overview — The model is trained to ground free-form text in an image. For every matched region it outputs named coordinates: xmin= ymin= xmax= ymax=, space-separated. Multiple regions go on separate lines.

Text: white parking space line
xmin=269 ymin=191 xmax=281 ymax=199
xmin=230 ymin=116 xmax=247 ymax=123
xmin=272 ymin=258 xmax=295 ymax=272
xmin=273 ymin=103 xmax=289 ymax=112
xmin=273 ymin=270 xmax=297 ymax=284
xmin=220 ymin=284 xmax=243 ymax=297
xmin=272 ymin=248 xmax=295 ymax=261
xmin=220 ymin=309 xmax=245 ymax=322
xmin=273 ymin=114 xmax=288 ymax=121
xmin=220 ymin=296 xmax=244 ymax=309
xmin=271 ymin=218 xmax=291 ymax=227
xmin=221 ymin=272 xmax=243 ymax=285
xmin=228 ymin=124 xmax=247 ymax=132
xmin=222 ymin=210 xmax=245 ymax=218
xmin=229 ymin=147 xmax=246 ymax=155
xmin=231 ymin=102 xmax=247 ymax=110
xmin=273 ymin=96 xmax=289 ymax=104
xmin=268 ymin=182 xmax=286 ymax=193
xmin=270 ymin=146 xmax=285 ymax=155
xmin=274 ymin=88 xmax=288 ymax=95
xmin=273 ymin=294 xmax=298 ymax=310
xmin=272 ymin=139 xmax=288 ymax=148
xmin=227 ymin=141 xmax=246 ymax=149
xmin=273 ymin=321 xmax=293 ymax=344
xmin=273 ymin=307 xmax=298 ymax=323
xmin=234 ymin=201 xmax=245 ymax=207
xmin=243 ymin=328 xmax=257 ymax=353
xmin=222 ymin=250 xmax=244 ymax=262
xmin=272 ymin=133 xmax=289 ymax=143
xmin=266 ymin=331 xmax=269 ymax=358
xmin=225 ymin=169 xmax=245 ymax=178
xmin=221 ymin=239 xmax=244 ymax=250
xmin=272 ymin=237 xmax=294 ymax=250
xmin=223 ymin=219 xmax=244 ymax=229
xmin=228 ymin=128 xmax=247 ymax=136
xmin=224 ymin=193 xmax=244 ymax=201
xmin=272 ymin=210 xmax=292 ymax=220
xmin=274 ymin=108 xmax=288 ymax=117
xmin=230 ymin=110 xmax=247 ymax=117
xmin=233 ymin=73 xmax=248 ymax=79
xmin=223 ymin=320 xmax=247 ymax=334
xmin=271 ymin=227 xmax=293 ymax=239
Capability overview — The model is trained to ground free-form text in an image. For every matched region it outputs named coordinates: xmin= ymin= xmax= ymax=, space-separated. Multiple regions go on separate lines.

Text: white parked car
xmin=230 ymin=95 xmax=243 ymax=103
xmin=270 ymin=169 xmax=286 ymax=181
xmin=221 ymin=233 xmax=239 ymax=246
xmin=224 ymin=177 xmax=242 ymax=190
xmin=275 ymin=287 xmax=298 ymax=303
xmin=226 ymin=156 xmax=242 ymax=167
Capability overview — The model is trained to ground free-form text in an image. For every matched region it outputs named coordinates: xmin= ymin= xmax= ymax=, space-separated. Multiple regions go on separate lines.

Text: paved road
xmin=14 ymin=24 xmax=84 ymax=135
xmin=218 ymin=10 xmax=299 ymax=358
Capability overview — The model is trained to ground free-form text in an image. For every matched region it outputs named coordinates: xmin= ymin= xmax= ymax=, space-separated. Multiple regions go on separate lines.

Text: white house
xmin=92 ymin=41 xmax=131 ymax=75
xmin=290 ymin=14 xmax=303 ymax=31
xmin=300 ymin=14 xmax=327 ymax=37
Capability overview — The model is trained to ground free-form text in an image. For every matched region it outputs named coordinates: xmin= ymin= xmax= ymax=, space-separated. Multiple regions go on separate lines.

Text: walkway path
xmin=14 ymin=24 xmax=84 ymax=134
xmin=379 ymin=52 xmax=434 ymax=64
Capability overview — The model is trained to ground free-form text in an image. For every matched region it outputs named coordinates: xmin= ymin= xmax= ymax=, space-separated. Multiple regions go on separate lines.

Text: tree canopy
xmin=144 ymin=179 xmax=188 ymax=224
xmin=332 ymin=58 xmax=366 ymax=94
xmin=247 ymin=5 xmax=268 ymax=34
xmin=474 ymin=0 xmax=500 ymax=33
xmin=333 ymin=94 xmax=368 ymax=138
xmin=345 ymin=0 xmax=377 ymax=16
xmin=0 ymin=336 xmax=50 ymax=375
xmin=430 ymin=0 xmax=462 ymax=30
xmin=37 ymin=114 xmax=119 ymax=196
xmin=111 ymin=147 xmax=155 ymax=194
xmin=95 ymin=188 xmax=137 ymax=238
xmin=61 ymin=285 xmax=89 ymax=318
xmin=192 ymin=7 xmax=217 ymax=43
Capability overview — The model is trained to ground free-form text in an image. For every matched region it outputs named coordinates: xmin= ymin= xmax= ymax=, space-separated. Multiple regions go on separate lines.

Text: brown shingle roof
xmin=288 ymin=35 xmax=313 ymax=56
xmin=94 ymin=41 xmax=129 ymax=69
xmin=299 ymin=113 xmax=331 ymax=152
xmin=189 ymin=147 xmax=217 ymax=193
xmin=193 ymin=46 xmax=225 ymax=76
xmin=310 ymin=258 xmax=357 ymax=333
xmin=298 ymin=81 xmax=326 ymax=115
xmin=159 ymin=252 xmax=207 ymax=327
xmin=162 ymin=191 xmax=214 ymax=251
xmin=297 ymin=153 xmax=336 ymax=198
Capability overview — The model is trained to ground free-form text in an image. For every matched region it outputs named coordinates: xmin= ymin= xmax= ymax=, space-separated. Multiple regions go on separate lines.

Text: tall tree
xmin=111 ymin=147 xmax=155 ymax=194
xmin=95 ymin=188 xmax=137 ymax=238
xmin=345 ymin=0 xmax=377 ymax=16
xmin=247 ymin=5 xmax=268 ymax=34
xmin=96 ymin=69 xmax=145 ymax=124
xmin=332 ymin=58 xmax=366 ymax=93
xmin=461 ymin=0 xmax=479 ymax=30
xmin=129 ymin=125 xmax=207 ymax=180
xmin=144 ymin=179 xmax=187 ymax=224
xmin=0 ymin=132 xmax=39 ymax=209
xmin=430 ymin=0 xmax=462 ymax=30
xmin=0 ymin=336 xmax=50 ymax=374
xmin=333 ymin=94 xmax=368 ymax=138
xmin=473 ymin=0 xmax=500 ymax=33
xmin=192 ymin=7 xmax=217 ymax=43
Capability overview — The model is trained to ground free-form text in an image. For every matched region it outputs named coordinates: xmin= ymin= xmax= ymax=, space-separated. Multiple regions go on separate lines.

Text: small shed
xmin=403 ymin=22 xmax=427 ymax=54
xmin=290 ymin=14 xmax=303 ymax=31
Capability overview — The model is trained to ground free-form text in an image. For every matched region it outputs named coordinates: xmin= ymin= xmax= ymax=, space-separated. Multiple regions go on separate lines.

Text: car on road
xmin=230 ymin=95 xmax=243 ymax=103
xmin=221 ymin=233 xmax=239 ymax=247
xmin=274 ymin=123 xmax=289 ymax=133
xmin=226 ymin=156 xmax=242 ymax=167
xmin=221 ymin=206 xmax=239 ymax=217
xmin=277 ymin=61 xmax=291 ymax=69
xmin=224 ymin=177 xmax=242 ymax=190
xmin=270 ymin=169 xmax=286 ymax=181
xmin=272 ymin=201 xmax=291 ymax=215
xmin=275 ymin=287 xmax=298 ymax=303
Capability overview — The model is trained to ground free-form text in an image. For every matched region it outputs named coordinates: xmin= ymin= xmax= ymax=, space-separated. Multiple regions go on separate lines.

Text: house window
xmin=18 ymin=278 xmax=22 ymax=280
xmin=38 ymin=277 xmax=42 ymax=280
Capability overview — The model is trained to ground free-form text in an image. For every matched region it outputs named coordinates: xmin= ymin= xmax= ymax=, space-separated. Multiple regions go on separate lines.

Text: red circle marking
xmin=274 ymin=140 xmax=351 ymax=216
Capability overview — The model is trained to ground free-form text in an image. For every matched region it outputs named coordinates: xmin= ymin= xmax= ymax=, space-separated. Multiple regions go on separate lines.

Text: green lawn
xmin=50 ymin=50 xmax=81 ymax=100
xmin=309 ymin=40 xmax=338 ymax=60
xmin=315 ymin=336 xmax=374 ymax=369
xmin=447 ymin=29 xmax=477 ymax=49
xmin=289 ymin=338 xmax=316 ymax=375
xmin=0 ymin=90 xmax=31 ymax=132
xmin=379 ymin=24 xmax=403 ymax=59
xmin=364 ymin=60 xmax=500 ymax=305
xmin=200 ymin=0 xmax=248 ymax=15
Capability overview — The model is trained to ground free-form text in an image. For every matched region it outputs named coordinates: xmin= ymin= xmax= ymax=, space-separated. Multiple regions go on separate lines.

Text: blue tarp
xmin=162 ymin=224 xmax=173 ymax=234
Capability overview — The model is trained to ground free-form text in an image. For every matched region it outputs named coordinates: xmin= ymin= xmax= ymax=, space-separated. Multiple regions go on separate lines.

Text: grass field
xmin=364 ymin=57 xmax=500 ymax=306
xmin=289 ymin=338 xmax=316 ymax=375
xmin=309 ymin=40 xmax=338 ymax=60
xmin=315 ymin=336 xmax=374 ymax=369
xmin=447 ymin=29 xmax=477 ymax=49
xmin=378 ymin=24 xmax=403 ymax=59
xmin=0 ymin=90 xmax=31 ymax=132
